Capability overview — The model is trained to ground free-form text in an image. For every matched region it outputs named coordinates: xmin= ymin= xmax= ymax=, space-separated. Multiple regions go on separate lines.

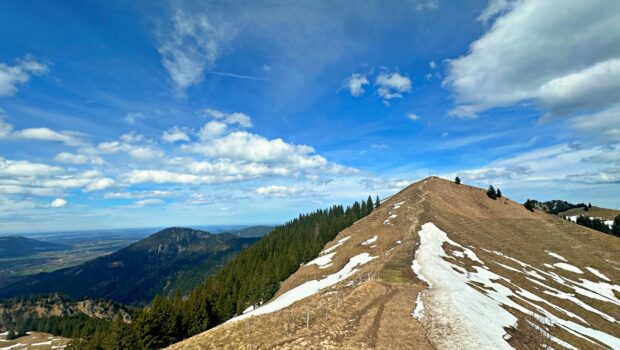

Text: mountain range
xmin=0 ymin=227 xmax=266 ymax=305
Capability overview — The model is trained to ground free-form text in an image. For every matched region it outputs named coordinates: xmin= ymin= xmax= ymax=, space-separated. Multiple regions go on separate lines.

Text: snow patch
xmin=229 ymin=253 xmax=376 ymax=322
xmin=546 ymin=251 xmax=568 ymax=262
xmin=392 ymin=201 xmax=405 ymax=209
xmin=586 ymin=267 xmax=610 ymax=281
xmin=383 ymin=214 xmax=398 ymax=225
xmin=361 ymin=235 xmax=378 ymax=246
xmin=322 ymin=236 xmax=351 ymax=254
xmin=307 ymin=252 xmax=336 ymax=269
xmin=412 ymin=292 xmax=424 ymax=320
xmin=553 ymin=263 xmax=583 ymax=274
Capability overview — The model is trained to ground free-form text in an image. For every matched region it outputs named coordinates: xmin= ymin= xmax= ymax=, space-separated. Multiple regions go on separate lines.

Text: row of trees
xmin=574 ymin=215 xmax=620 ymax=237
xmin=70 ymin=196 xmax=377 ymax=349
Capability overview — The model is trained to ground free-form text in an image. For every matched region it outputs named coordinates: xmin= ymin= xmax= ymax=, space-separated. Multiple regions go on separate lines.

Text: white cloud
xmin=50 ymin=198 xmax=67 ymax=208
xmin=407 ymin=113 xmax=420 ymax=121
xmin=342 ymin=73 xmax=369 ymax=97
xmin=255 ymin=185 xmax=302 ymax=197
xmin=55 ymin=152 xmax=104 ymax=165
xmin=572 ymin=103 xmax=620 ymax=141
xmin=201 ymin=108 xmax=252 ymax=128
xmin=83 ymin=178 xmax=114 ymax=192
xmin=429 ymin=61 xmax=437 ymax=69
xmin=375 ymin=71 xmax=412 ymax=101
xmin=477 ymin=0 xmax=517 ymax=23
xmin=157 ymin=9 xmax=223 ymax=90
xmin=199 ymin=121 xmax=227 ymax=140
xmin=0 ymin=56 xmax=48 ymax=97
xmin=415 ymin=0 xmax=439 ymax=12
xmin=123 ymin=112 xmax=144 ymax=125
xmin=132 ymin=198 xmax=164 ymax=208
xmin=445 ymin=0 xmax=620 ymax=118
xmin=162 ymin=127 xmax=191 ymax=143
xmin=0 ymin=115 xmax=83 ymax=146
xmin=104 ymin=190 xmax=172 ymax=199
xmin=95 ymin=136 xmax=164 ymax=160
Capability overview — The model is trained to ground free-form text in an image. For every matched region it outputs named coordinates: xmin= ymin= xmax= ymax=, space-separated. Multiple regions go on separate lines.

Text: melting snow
xmin=553 ymin=263 xmax=583 ymax=274
xmin=361 ymin=235 xmax=378 ymax=246
xmin=393 ymin=201 xmax=405 ymax=209
xmin=413 ymin=222 xmax=620 ymax=350
xmin=383 ymin=214 xmax=398 ymax=225
xmin=322 ymin=236 xmax=351 ymax=254
xmin=586 ymin=267 xmax=610 ymax=281
xmin=229 ymin=253 xmax=376 ymax=322
xmin=1 ymin=345 xmax=26 ymax=350
xmin=412 ymin=292 xmax=424 ymax=320
xmin=307 ymin=252 xmax=335 ymax=269
xmin=32 ymin=341 xmax=53 ymax=346
xmin=547 ymin=251 xmax=568 ymax=262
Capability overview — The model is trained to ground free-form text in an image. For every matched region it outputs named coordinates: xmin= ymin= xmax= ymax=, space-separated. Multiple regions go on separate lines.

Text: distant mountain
xmin=0 ymin=227 xmax=258 ymax=305
xmin=228 ymin=225 xmax=273 ymax=238
xmin=0 ymin=236 xmax=70 ymax=257
xmin=526 ymin=199 xmax=588 ymax=214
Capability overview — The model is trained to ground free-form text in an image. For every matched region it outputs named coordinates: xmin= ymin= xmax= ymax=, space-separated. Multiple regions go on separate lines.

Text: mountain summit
xmin=167 ymin=177 xmax=619 ymax=350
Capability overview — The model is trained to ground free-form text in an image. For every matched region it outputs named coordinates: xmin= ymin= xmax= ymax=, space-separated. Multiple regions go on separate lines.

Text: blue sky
xmin=0 ymin=0 xmax=619 ymax=233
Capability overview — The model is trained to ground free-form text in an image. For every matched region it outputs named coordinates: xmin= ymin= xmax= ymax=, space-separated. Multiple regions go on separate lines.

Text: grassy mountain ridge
xmin=0 ymin=227 xmax=258 ymax=305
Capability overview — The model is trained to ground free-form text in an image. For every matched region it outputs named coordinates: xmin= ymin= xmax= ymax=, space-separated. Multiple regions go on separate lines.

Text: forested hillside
xmin=72 ymin=196 xmax=377 ymax=349
xmin=0 ymin=228 xmax=258 ymax=305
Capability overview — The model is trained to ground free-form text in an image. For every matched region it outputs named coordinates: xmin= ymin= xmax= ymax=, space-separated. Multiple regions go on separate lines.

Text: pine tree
xmin=375 ymin=195 xmax=380 ymax=208
xmin=612 ymin=215 xmax=620 ymax=237
xmin=496 ymin=188 xmax=502 ymax=198
xmin=366 ymin=196 xmax=374 ymax=215
xmin=455 ymin=176 xmax=461 ymax=184
xmin=487 ymin=185 xmax=497 ymax=200
xmin=524 ymin=199 xmax=535 ymax=212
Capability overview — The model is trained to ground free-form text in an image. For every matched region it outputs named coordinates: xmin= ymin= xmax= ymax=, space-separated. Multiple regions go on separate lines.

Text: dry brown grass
xmin=0 ymin=331 xmax=70 ymax=350
xmin=560 ymin=206 xmax=620 ymax=220
xmin=168 ymin=177 xmax=620 ymax=350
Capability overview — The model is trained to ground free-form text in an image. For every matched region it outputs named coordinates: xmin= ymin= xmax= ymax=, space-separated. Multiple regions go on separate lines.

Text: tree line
xmin=69 ymin=196 xmax=378 ymax=349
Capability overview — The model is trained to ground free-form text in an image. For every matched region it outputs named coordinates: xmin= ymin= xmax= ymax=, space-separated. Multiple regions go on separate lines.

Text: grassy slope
xmin=559 ymin=206 xmax=620 ymax=220
xmin=168 ymin=177 xmax=620 ymax=350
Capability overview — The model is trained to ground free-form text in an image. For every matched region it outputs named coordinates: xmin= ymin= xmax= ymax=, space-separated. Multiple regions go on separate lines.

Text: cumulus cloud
xmin=55 ymin=152 xmax=104 ymax=165
xmin=0 ymin=116 xmax=84 ymax=146
xmin=162 ymin=127 xmax=191 ymax=143
xmin=445 ymin=0 xmax=620 ymax=119
xmin=83 ymin=178 xmax=114 ymax=192
xmin=342 ymin=73 xmax=370 ymax=97
xmin=254 ymin=185 xmax=303 ymax=197
xmin=199 ymin=121 xmax=227 ymax=140
xmin=201 ymin=108 xmax=252 ymax=128
xmin=95 ymin=134 xmax=164 ymax=160
xmin=0 ymin=56 xmax=48 ymax=96
xmin=49 ymin=198 xmax=67 ymax=208
xmin=375 ymin=71 xmax=412 ymax=102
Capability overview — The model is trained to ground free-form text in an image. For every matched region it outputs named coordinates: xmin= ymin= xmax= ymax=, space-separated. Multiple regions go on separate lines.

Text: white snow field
xmin=412 ymin=222 xmax=620 ymax=350
xmin=229 ymin=253 xmax=376 ymax=322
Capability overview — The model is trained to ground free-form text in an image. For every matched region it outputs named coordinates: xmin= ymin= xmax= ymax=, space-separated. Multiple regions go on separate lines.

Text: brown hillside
xmin=559 ymin=206 xmax=620 ymax=220
xmin=167 ymin=177 xmax=620 ymax=350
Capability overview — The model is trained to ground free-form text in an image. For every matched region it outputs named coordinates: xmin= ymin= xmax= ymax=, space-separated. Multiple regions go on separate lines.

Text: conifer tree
xmin=455 ymin=176 xmax=461 ymax=184
xmin=487 ymin=185 xmax=497 ymax=200
xmin=496 ymin=188 xmax=502 ymax=198
xmin=375 ymin=195 xmax=380 ymax=208
xmin=524 ymin=199 xmax=535 ymax=212
xmin=366 ymin=196 xmax=374 ymax=214
xmin=612 ymin=215 xmax=620 ymax=237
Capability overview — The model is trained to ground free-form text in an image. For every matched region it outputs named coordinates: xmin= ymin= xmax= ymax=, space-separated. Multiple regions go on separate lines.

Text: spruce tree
xmin=375 ymin=195 xmax=380 ymax=208
xmin=487 ymin=185 xmax=497 ymax=200
xmin=366 ymin=196 xmax=374 ymax=214
xmin=496 ymin=188 xmax=502 ymax=198
xmin=524 ymin=199 xmax=535 ymax=212
xmin=612 ymin=215 xmax=620 ymax=237
xmin=455 ymin=176 xmax=461 ymax=184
